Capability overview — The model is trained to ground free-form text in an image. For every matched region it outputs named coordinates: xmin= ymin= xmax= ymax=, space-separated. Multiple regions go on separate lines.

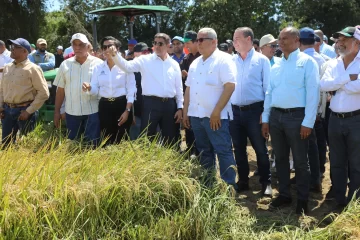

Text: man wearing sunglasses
xmin=230 ymin=27 xmax=272 ymax=197
xmin=259 ymin=34 xmax=280 ymax=66
xmin=110 ymin=33 xmax=183 ymax=145
xmin=183 ymin=28 xmax=238 ymax=190
xmin=0 ymin=38 xmax=49 ymax=147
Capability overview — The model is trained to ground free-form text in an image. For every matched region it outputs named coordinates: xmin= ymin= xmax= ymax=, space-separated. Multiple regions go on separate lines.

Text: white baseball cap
xmin=259 ymin=34 xmax=277 ymax=48
xmin=70 ymin=33 xmax=89 ymax=44
xmin=57 ymin=45 xmax=63 ymax=50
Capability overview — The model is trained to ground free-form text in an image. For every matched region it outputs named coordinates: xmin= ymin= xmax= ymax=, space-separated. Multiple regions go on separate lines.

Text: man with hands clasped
xmin=182 ymin=28 xmax=238 ymax=190
xmin=108 ymin=33 xmax=183 ymax=145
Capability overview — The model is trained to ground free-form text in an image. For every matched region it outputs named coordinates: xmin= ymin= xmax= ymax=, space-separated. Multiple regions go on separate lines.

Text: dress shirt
xmin=53 ymin=55 xmax=103 ymax=116
xmin=0 ymin=49 xmax=13 ymax=80
xmin=112 ymin=53 xmax=184 ymax=108
xmin=303 ymin=48 xmax=326 ymax=71
xmin=262 ymin=49 xmax=320 ymax=128
xmin=320 ymin=51 xmax=360 ymax=113
xmin=320 ymin=43 xmax=337 ymax=59
xmin=172 ymin=53 xmax=185 ymax=64
xmin=318 ymin=61 xmax=332 ymax=118
xmin=185 ymin=49 xmax=237 ymax=119
xmin=28 ymin=50 xmax=55 ymax=71
xmin=180 ymin=52 xmax=201 ymax=91
xmin=63 ymin=46 xmax=73 ymax=58
xmin=90 ymin=60 xmax=136 ymax=103
xmin=0 ymin=59 xmax=49 ymax=114
xmin=270 ymin=56 xmax=281 ymax=67
xmin=231 ymin=48 xmax=271 ymax=106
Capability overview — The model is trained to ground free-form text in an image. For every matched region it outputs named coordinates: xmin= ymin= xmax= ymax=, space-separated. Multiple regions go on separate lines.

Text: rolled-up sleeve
xmin=26 ymin=66 xmax=50 ymax=114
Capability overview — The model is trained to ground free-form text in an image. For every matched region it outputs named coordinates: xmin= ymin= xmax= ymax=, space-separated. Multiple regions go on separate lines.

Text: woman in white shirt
xmin=83 ymin=36 xmax=136 ymax=144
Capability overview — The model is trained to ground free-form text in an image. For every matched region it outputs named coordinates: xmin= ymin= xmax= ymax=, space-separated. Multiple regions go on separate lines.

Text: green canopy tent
xmin=89 ymin=5 xmax=172 ymax=50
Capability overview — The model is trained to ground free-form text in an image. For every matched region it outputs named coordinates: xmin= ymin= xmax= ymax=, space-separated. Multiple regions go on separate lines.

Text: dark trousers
xmin=308 ymin=127 xmax=320 ymax=185
xmin=315 ymin=119 xmax=327 ymax=174
xmin=141 ymin=96 xmax=178 ymax=145
xmin=230 ymin=104 xmax=271 ymax=184
xmin=185 ymin=128 xmax=198 ymax=155
xmin=328 ymin=114 xmax=360 ymax=205
xmin=65 ymin=112 xmax=100 ymax=146
xmin=99 ymin=97 xmax=133 ymax=144
xmin=269 ymin=109 xmax=310 ymax=200
xmin=1 ymin=104 xmax=38 ymax=147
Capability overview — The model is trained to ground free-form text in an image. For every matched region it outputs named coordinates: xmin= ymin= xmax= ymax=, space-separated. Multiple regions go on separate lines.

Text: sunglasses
xmin=102 ymin=44 xmax=114 ymax=50
xmin=267 ymin=44 xmax=279 ymax=49
xmin=195 ymin=38 xmax=213 ymax=43
xmin=152 ymin=41 xmax=165 ymax=47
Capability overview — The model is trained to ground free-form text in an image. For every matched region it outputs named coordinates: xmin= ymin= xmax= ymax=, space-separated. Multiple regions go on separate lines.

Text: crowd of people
xmin=0 ymin=24 xmax=359 ymax=216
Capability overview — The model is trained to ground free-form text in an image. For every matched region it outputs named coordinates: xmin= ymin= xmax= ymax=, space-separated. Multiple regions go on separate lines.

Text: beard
xmin=39 ymin=48 xmax=46 ymax=53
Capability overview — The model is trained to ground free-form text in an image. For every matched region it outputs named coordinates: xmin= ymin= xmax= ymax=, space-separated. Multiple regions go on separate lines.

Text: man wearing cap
xmin=171 ymin=36 xmax=185 ymax=63
xmin=320 ymin=26 xmax=360 ymax=208
xmin=28 ymin=38 xmax=55 ymax=72
xmin=0 ymin=40 xmax=13 ymax=80
xmin=260 ymin=34 xmax=280 ymax=66
xmin=299 ymin=27 xmax=326 ymax=193
xmin=30 ymin=44 xmax=36 ymax=54
xmin=262 ymin=27 xmax=319 ymax=214
xmin=180 ymin=30 xmax=200 ymax=155
xmin=230 ymin=27 xmax=272 ymax=196
xmin=218 ymin=43 xmax=229 ymax=53
xmin=125 ymin=39 xmax=137 ymax=57
xmin=53 ymin=33 xmax=103 ymax=146
xmin=54 ymin=45 xmax=64 ymax=68
xmin=315 ymin=30 xmax=337 ymax=59
xmin=0 ymin=38 xmax=49 ymax=146
xmin=183 ymin=27 xmax=238 ymax=189
xmin=109 ymin=33 xmax=183 ymax=145
xmin=226 ymin=40 xmax=234 ymax=54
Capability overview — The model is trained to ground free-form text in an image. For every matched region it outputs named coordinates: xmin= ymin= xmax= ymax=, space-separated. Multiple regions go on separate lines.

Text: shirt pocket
xmin=205 ymin=70 xmax=221 ymax=87
xmin=13 ymin=71 xmax=29 ymax=86
xmin=287 ymin=65 xmax=305 ymax=88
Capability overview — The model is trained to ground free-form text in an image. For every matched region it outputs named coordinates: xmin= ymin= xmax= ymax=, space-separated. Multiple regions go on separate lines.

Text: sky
xmin=47 ymin=0 xmax=61 ymax=12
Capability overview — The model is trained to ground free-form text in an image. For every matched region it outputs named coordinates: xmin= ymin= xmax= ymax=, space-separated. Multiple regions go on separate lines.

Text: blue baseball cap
xmin=7 ymin=38 xmax=31 ymax=53
xmin=128 ymin=39 xmax=137 ymax=45
xmin=300 ymin=27 xmax=315 ymax=39
xmin=171 ymin=36 xmax=184 ymax=43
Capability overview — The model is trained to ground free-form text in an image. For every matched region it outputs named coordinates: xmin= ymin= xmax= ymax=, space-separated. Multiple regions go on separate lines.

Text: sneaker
xmin=269 ymin=195 xmax=292 ymax=209
xmin=296 ymin=200 xmax=309 ymax=215
xmin=262 ymin=183 xmax=273 ymax=197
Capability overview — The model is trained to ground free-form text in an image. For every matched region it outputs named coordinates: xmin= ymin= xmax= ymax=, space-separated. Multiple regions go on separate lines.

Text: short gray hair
xmin=198 ymin=28 xmax=217 ymax=39
xmin=0 ymin=40 xmax=5 ymax=46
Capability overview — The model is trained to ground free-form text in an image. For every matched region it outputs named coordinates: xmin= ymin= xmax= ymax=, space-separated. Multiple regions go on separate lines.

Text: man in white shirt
xmin=183 ymin=28 xmax=238 ymax=190
xmin=110 ymin=33 xmax=183 ymax=145
xmin=230 ymin=27 xmax=272 ymax=196
xmin=53 ymin=33 xmax=103 ymax=146
xmin=0 ymin=40 xmax=13 ymax=80
xmin=320 ymin=26 xmax=360 ymax=209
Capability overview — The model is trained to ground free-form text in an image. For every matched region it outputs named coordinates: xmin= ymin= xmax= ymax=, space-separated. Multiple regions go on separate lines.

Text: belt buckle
xmin=108 ymin=97 xmax=115 ymax=102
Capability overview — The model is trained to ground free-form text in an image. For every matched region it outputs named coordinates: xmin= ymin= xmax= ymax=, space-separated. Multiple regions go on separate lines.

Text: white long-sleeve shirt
xmin=112 ymin=53 xmax=183 ymax=108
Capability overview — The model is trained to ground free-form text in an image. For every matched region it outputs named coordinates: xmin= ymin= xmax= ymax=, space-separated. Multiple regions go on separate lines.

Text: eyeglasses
xmin=102 ymin=44 xmax=114 ymax=50
xmin=269 ymin=44 xmax=279 ymax=49
xmin=195 ymin=38 xmax=213 ymax=43
xmin=152 ymin=41 xmax=165 ymax=47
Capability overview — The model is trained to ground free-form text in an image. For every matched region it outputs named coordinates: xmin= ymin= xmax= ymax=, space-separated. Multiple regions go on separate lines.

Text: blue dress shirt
xmin=231 ymin=48 xmax=271 ymax=106
xmin=28 ymin=50 xmax=55 ymax=71
xmin=171 ymin=53 xmax=185 ymax=64
xmin=262 ymin=49 xmax=320 ymax=128
xmin=320 ymin=43 xmax=337 ymax=59
xmin=303 ymin=48 xmax=326 ymax=71
xmin=270 ymin=56 xmax=281 ymax=67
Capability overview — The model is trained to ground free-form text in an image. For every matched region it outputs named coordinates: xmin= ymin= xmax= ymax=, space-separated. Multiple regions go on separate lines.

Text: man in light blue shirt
xmin=28 ymin=38 xmax=55 ymax=72
xmin=262 ymin=27 xmax=320 ymax=215
xmin=299 ymin=27 xmax=327 ymax=194
xmin=315 ymin=30 xmax=337 ymax=59
xmin=230 ymin=27 xmax=272 ymax=196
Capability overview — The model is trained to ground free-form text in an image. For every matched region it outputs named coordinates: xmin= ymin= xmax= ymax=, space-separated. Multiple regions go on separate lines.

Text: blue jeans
xmin=190 ymin=117 xmax=237 ymax=188
xmin=1 ymin=105 xmax=38 ymax=146
xmin=230 ymin=105 xmax=271 ymax=184
xmin=269 ymin=109 xmax=310 ymax=200
xmin=65 ymin=113 xmax=100 ymax=146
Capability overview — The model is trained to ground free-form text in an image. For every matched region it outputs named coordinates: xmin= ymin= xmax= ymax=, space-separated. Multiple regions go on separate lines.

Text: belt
xmin=273 ymin=107 xmax=305 ymax=113
xmin=5 ymin=101 xmax=33 ymax=108
xmin=332 ymin=109 xmax=360 ymax=118
xmin=233 ymin=101 xmax=264 ymax=111
xmin=100 ymin=96 xmax=126 ymax=102
xmin=144 ymin=95 xmax=175 ymax=102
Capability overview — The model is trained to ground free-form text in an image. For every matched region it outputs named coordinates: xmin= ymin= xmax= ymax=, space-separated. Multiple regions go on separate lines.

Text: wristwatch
xmin=126 ymin=108 xmax=131 ymax=112
xmin=178 ymin=108 xmax=183 ymax=110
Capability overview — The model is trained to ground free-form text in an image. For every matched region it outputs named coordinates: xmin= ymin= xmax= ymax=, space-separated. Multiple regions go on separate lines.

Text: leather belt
xmin=273 ymin=107 xmax=305 ymax=113
xmin=100 ymin=96 xmax=126 ymax=102
xmin=332 ymin=109 xmax=360 ymax=119
xmin=233 ymin=101 xmax=264 ymax=111
xmin=4 ymin=101 xmax=33 ymax=108
xmin=144 ymin=95 xmax=175 ymax=102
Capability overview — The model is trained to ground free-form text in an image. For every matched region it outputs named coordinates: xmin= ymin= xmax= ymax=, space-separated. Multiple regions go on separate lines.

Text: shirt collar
xmin=69 ymin=54 xmax=94 ymax=64
xmin=236 ymin=47 xmax=254 ymax=61
xmin=152 ymin=53 xmax=171 ymax=61
xmin=14 ymin=58 xmax=29 ymax=66
xmin=283 ymin=48 xmax=300 ymax=61
xmin=303 ymin=48 xmax=315 ymax=54
xmin=201 ymin=49 xmax=218 ymax=63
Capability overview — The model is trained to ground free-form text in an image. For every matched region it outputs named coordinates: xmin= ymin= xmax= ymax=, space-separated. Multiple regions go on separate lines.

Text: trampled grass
xmin=0 ymin=124 xmax=359 ymax=239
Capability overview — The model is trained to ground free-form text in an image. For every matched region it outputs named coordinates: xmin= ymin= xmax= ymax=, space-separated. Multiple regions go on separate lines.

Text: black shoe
xmin=310 ymin=183 xmax=322 ymax=193
xmin=290 ymin=177 xmax=296 ymax=185
xmin=261 ymin=183 xmax=273 ymax=197
xmin=296 ymin=200 xmax=309 ymax=215
xmin=236 ymin=181 xmax=249 ymax=192
xmin=269 ymin=195 xmax=292 ymax=209
xmin=325 ymin=187 xmax=335 ymax=201
xmin=253 ymin=168 xmax=259 ymax=176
